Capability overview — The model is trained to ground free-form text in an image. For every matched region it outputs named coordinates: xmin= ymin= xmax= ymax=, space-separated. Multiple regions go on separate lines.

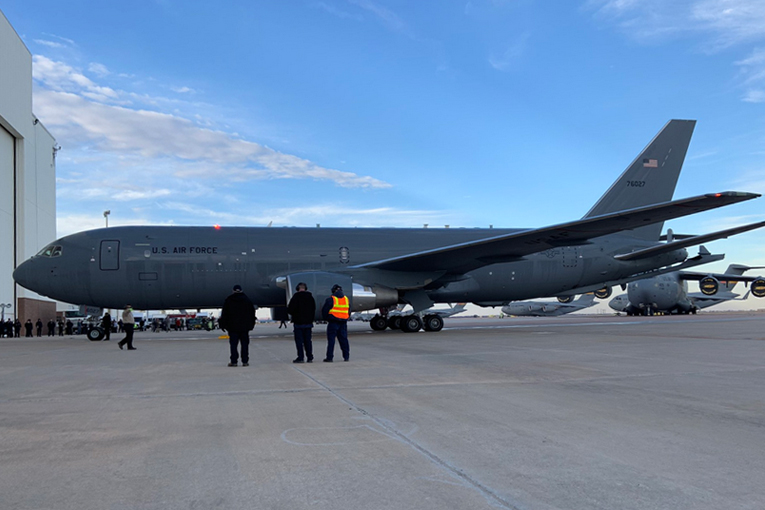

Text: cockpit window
xmin=36 ymin=245 xmax=63 ymax=257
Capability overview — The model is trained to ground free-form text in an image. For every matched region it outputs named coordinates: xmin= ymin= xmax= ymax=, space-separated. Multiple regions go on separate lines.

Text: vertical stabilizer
xmin=584 ymin=120 xmax=696 ymax=240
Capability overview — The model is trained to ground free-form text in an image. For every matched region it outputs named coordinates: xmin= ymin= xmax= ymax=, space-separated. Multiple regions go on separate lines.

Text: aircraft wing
xmin=352 ymin=192 xmax=759 ymax=274
xmin=679 ymin=272 xmax=763 ymax=282
xmin=615 ymin=219 xmax=765 ymax=261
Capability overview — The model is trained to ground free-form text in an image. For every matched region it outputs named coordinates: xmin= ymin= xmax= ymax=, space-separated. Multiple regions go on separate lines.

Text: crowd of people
xmin=3 ymin=282 xmax=352 ymax=367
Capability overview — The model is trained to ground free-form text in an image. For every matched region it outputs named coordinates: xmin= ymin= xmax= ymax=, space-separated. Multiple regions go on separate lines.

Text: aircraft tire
xmin=401 ymin=315 xmax=422 ymax=333
xmin=88 ymin=327 xmax=105 ymax=341
xmin=370 ymin=315 xmax=388 ymax=331
xmin=387 ymin=316 xmax=402 ymax=330
xmin=423 ymin=314 xmax=444 ymax=332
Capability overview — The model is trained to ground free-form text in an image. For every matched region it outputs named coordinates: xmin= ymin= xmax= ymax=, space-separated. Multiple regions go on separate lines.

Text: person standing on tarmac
xmin=219 ymin=284 xmax=256 ymax=367
xmin=101 ymin=312 xmax=112 ymax=341
xmin=287 ymin=282 xmax=316 ymax=363
xmin=322 ymin=284 xmax=350 ymax=362
xmin=118 ymin=305 xmax=136 ymax=350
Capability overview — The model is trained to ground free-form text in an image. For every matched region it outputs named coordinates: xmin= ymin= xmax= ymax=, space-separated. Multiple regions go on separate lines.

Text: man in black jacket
xmin=219 ymin=284 xmax=256 ymax=367
xmin=287 ymin=282 xmax=316 ymax=363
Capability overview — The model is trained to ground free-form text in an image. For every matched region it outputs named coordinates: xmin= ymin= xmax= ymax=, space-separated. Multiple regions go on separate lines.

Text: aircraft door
xmin=100 ymin=240 xmax=120 ymax=270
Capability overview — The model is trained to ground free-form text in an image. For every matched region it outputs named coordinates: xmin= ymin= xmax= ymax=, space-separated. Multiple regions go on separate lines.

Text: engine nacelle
xmin=350 ymin=283 xmax=398 ymax=312
xmin=752 ymin=278 xmax=765 ymax=298
xmin=699 ymin=276 xmax=719 ymax=296
xmin=594 ymin=286 xmax=612 ymax=299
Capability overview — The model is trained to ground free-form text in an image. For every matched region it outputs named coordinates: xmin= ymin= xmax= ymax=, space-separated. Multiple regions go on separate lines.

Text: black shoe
xmin=242 ymin=362 xmax=249 ymax=367
xmin=344 ymin=358 xmax=349 ymax=362
xmin=307 ymin=358 xmax=313 ymax=363
xmin=323 ymin=358 xmax=332 ymax=362
xmin=118 ymin=344 xmax=123 ymax=350
xmin=293 ymin=358 xmax=304 ymax=363
xmin=228 ymin=362 xmax=237 ymax=367
xmin=127 ymin=347 xmax=137 ymax=350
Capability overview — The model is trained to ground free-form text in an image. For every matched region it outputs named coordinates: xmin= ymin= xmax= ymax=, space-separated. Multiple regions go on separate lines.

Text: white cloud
xmin=586 ymin=0 xmax=765 ymax=102
xmin=488 ymin=32 xmax=531 ymax=71
xmin=314 ymin=1 xmax=362 ymax=20
xmin=34 ymin=39 xmax=65 ymax=49
xmin=171 ymin=86 xmax=195 ymax=94
xmin=36 ymin=89 xmax=389 ymax=189
xmin=587 ymin=0 xmax=765 ymax=49
xmin=88 ymin=62 xmax=110 ymax=77
xmin=735 ymin=48 xmax=765 ymax=101
xmin=347 ymin=0 xmax=406 ymax=32
xmin=32 ymin=57 xmax=390 ymax=190
xmin=691 ymin=0 xmax=765 ymax=48
xmin=33 ymin=55 xmax=119 ymax=102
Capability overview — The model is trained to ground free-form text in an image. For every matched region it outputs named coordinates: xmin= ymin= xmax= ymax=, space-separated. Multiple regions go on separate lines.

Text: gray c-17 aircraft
xmin=13 ymin=120 xmax=765 ymax=334
xmin=501 ymin=293 xmax=597 ymax=317
xmin=608 ymin=263 xmax=765 ymax=315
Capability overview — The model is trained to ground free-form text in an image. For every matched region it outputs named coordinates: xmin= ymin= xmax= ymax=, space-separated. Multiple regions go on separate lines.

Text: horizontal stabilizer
xmin=614 ymin=219 xmax=765 ymax=261
xmin=355 ymin=192 xmax=760 ymax=274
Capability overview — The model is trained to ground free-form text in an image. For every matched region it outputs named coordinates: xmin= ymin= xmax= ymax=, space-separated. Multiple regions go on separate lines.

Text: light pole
xmin=1 ymin=303 xmax=11 ymax=322
xmin=104 ymin=210 xmax=111 ymax=228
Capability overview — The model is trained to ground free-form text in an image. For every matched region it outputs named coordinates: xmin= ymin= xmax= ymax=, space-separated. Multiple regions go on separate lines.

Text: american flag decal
xmin=643 ymin=158 xmax=658 ymax=168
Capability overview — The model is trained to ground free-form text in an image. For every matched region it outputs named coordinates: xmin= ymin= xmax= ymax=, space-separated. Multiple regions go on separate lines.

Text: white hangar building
xmin=1 ymin=10 xmax=58 ymax=325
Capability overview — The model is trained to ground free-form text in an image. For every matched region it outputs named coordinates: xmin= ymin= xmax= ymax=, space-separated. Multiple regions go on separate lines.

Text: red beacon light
xmin=214 ymin=224 xmax=221 ymax=230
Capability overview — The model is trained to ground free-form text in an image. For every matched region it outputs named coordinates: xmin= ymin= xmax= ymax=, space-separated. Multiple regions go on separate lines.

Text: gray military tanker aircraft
xmin=608 ymin=264 xmax=765 ymax=315
xmin=13 ymin=120 xmax=765 ymax=334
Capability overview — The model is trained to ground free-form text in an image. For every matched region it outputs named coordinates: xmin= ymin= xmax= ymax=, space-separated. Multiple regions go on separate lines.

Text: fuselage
xmin=14 ymin=226 xmax=688 ymax=310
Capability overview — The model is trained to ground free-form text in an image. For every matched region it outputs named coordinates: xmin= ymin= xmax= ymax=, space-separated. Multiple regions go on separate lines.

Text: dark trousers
xmin=118 ymin=326 xmax=134 ymax=348
xmin=326 ymin=321 xmax=349 ymax=361
xmin=229 ymin=330 xmax=250 ymax=364
xmin=293 ymin=326 xmax=313 ymax=360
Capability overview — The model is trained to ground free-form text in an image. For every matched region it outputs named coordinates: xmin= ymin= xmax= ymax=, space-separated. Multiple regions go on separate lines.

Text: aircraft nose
xmin=13 ymin=259 xmax=36 ymax=291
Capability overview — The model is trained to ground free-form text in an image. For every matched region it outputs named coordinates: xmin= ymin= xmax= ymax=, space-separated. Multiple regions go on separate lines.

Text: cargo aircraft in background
xmin=13 ymin=120 xmax=765 ymax=336
xmin=502 ymin=293 xmax=597 ymax=317
xmin=608 ymin=264 xmax=765 ymax=316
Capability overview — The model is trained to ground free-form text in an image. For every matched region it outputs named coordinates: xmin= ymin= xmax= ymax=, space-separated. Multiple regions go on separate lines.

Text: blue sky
xmin=3 ymin=0 xmax=765 ymax=310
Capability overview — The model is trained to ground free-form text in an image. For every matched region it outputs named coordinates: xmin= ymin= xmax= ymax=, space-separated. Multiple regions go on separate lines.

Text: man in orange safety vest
xmin=321 ymin=284 xmax=350 ymax=362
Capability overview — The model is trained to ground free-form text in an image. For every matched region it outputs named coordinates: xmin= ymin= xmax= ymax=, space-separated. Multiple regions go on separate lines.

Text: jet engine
xmin=278 ymin=271 xmax=398 ymax=321
xmin=699 ymin=276 xmax=719 ymax=296
xmin=752 ymin=278 xmax=765 ymax=298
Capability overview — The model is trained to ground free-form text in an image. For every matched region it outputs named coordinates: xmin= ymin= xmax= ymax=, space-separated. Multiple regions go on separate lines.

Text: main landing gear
xmin=369 ymin=313 xmax=444 ymax=333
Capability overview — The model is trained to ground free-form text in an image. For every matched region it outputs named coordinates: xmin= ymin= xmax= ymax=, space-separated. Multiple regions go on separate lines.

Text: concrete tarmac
xmin=2 ymin=313 xmax=765 ymax=510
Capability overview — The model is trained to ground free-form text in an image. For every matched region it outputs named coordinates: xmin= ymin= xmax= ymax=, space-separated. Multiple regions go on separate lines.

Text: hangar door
xmin=100 ymin=240 xmax=120 ymax=270
xmin=0 ymin=127 xmax=15 ymax=307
